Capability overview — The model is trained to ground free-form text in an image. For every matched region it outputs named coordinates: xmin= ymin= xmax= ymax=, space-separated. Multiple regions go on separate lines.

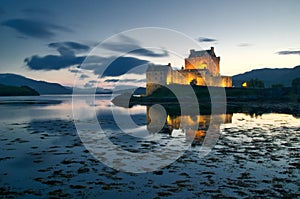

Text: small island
xmin=112 ymin=48 xmax=300 ymax=117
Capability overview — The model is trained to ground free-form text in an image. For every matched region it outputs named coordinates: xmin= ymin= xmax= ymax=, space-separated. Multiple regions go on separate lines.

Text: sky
xmin=0 ymin=0 xmax=299 ymax=88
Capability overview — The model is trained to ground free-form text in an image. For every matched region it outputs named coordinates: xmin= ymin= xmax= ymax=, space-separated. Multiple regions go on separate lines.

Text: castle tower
xmin=146 ymin=63 xmax=172 ymax=95
xmin=184 ymin=47 xmax=220 ymax=76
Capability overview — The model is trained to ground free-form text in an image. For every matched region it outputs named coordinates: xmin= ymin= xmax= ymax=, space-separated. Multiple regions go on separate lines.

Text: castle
xmin=146 ymin=47 xmax=232 ymax=95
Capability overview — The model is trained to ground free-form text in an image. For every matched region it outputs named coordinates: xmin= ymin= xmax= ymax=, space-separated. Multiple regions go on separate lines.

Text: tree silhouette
xmin=247 ymin=79 xmax=264 ymax=88
xmin=292 ymin=78 xmax=300 ymax=87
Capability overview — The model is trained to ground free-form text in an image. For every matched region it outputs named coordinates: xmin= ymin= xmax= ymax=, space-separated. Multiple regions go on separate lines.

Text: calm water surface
xmin=0 ymin=95 xmax=299 ymax=198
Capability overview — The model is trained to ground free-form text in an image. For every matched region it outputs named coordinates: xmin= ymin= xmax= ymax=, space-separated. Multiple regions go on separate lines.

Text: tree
xmin=247 ymin=78 xmax=264 ymax=88
xmin=292 ymin=78 xmax=300 ymax=87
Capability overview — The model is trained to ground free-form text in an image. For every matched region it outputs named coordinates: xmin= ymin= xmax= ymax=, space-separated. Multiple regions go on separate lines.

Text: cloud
xmin=130 ymin=49 xmax=168 ymax=57
xmin=24 ymin=54 xmax=86 ymax=70
xmin=137 ymin=79 xmax=146 ymax=82
xmin=1 ymin=18 xmax=72 ymax=39
xmin=25 ymin=40 xmax=149 ymax=77
xmin=238 ymin=43 xmax=252 ymax=47
xmin=276 ymin=50 xmax=300 ymax=56
xmin=83 ymin=56 xmax=149 ymax=77
xmin=69 ymin=68 xmax=80 ymax=73
xmin=84 ymin=80 xmax=99 ymax=88
xmin=102 ymin=34 xmax=169 ymax=58
xmin=102 ymin=57 xmax=149 ymax=77
xmin=79 ymin=74 xmax=89 ymax=79
xmin=89 ymin=80 xmax=98 ymax=84
xmin=25 ymin=41 xmax=92 ymax=70
xmin=26 ymin=52 xmax=149 ymax=76
xmin=24 ymin=37 xmax=150 ymax=78
xmin=49 ymin=41 xmax=90 ymax=52
xmin=104 ymin=79 xmax=119 ymax=82
xmin=84 ymin=82 xmax=94 ymax=88
xmin=198 ymin=37 xmax=217 ymax=43
xmin=48 ymin=41 xmax=90 ymax=56
xmin=104 ymin=78 xmax=141 ymax=83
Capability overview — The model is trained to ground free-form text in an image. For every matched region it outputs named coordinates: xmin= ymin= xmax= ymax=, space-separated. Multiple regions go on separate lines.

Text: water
xmin=0 ymin=95 xmax=299 ymax=198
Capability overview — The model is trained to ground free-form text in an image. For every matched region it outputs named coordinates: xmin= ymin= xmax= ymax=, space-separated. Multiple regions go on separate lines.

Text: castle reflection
xmin=146 ymin=105 xmax=232 ymax=146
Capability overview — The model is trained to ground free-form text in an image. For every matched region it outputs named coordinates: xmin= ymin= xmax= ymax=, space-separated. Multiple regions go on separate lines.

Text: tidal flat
xmin=0 ymin=95 xmax=299 ymax=198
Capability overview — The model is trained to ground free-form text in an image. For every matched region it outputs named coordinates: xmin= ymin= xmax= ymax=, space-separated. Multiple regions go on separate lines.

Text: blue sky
xmin=0 ymin=0 xmax=299 ymax=86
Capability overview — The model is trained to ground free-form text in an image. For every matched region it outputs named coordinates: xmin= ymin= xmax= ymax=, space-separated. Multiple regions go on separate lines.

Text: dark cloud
xmin=104 ymin=79 xmax=119 ymax=82
xmin=238 ymin=43 xmax=252 ymax=47
xmin=130 ymin=49 xmax=168 ymax=57
xmin=277 ymin=50 xmax=300 ymax=56
xmin=89 ymin=80 xmax=98 ymax=84
xmin=1 ymin=18 xmax=72 ymax=39
xmin=25 ymin=48 xmax=149 ymax=77
xmin=83 ymin=56 xmax=149 ymax=77
xmin=25 ymin=49 xmax=105 ymax=71
xmin=102 ymin=34 xmax=169 ymax=58
xmin=26 ymin=52 xmax=149 ymax=75
xmin=79 ymin=74 xmax=89 ymax=79
xmin=25 ymin=41 xmax=92 ymax=70
xmin=49 ymin=41 xmax=90 ymax=52
xmin=101 ymin=57 xmax=148 ymax=77
xmin=48 ymin=41 xmax=90 ymax=56
xmin=25 ymin=38 xmax=150 ymax=78
xmin=102 ymin=35 xmax=137 ymax=52
xmin=84 ymin=82 xmax=94 ymax=88
xmin=68 ymin=68 xmax=80 ymax=73
xmin=104 ymin=78 xmax=141 ymax=83
xmin=84 ymin=80 xmax=99 ymax=88
xmin=24 ymin=54 xmax=86 ymax=70
xmin=198 ymin=37 xmax=217 ymax=43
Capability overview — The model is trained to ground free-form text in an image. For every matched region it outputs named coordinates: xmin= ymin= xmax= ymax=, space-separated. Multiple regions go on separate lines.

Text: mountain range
xmin=0 ymin=73 xmax=113 ymax=95
xmin=0 ymin=73 xmax=72 ymax=94
xmin=232 ymin=65 xmax=300 ymax=87
xmin=0 ymin=65 xmax=299 ymax=95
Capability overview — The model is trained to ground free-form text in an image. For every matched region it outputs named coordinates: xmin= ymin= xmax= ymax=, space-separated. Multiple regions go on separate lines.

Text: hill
xmin=0 ymin=73 xmax=71 ymax=94
xmin=0 ymin=84 xmax=39 ymax=96
xmin=232 ymin=65 xmax=300 ymax=87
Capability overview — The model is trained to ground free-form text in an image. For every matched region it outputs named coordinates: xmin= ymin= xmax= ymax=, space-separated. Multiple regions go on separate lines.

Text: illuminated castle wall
xmin=185 ymin=47 xmax=220 ymax=76
xmin=146 ymin=47 xmax=232 ymax=95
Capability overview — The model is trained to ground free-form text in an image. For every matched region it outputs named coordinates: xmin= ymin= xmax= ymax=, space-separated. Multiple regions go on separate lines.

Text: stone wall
xmin=185 ymin=55 xmax=220 ymax=76
xmin=221 ymin=76 xmax=232 ymax=87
